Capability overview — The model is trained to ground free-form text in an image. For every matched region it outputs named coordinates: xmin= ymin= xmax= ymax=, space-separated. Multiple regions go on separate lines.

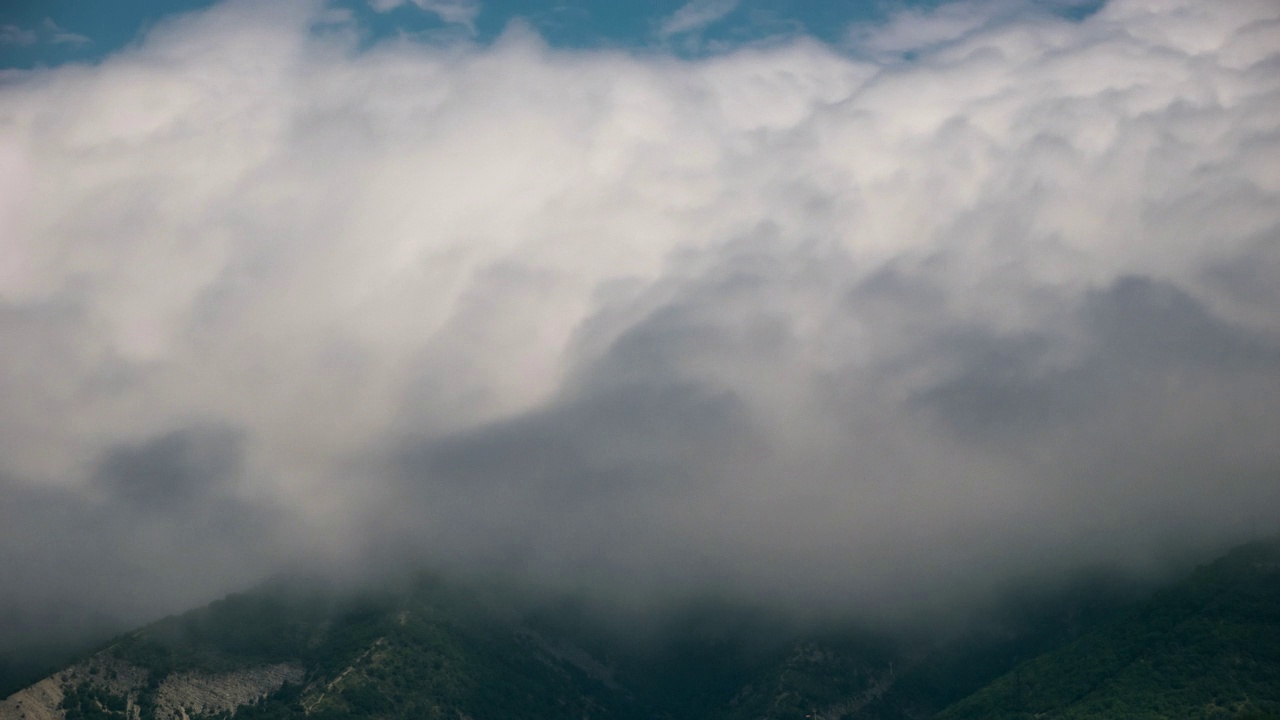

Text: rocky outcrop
xmin=0 ymin=676 xmax=64 ymax=720
xmin=152 ymin=664 xmax=304 ymax=720
xmin=0 ymin=658 xmax=304 ymax=720
xmin=0 ymin=655 xmax=141 ymax=720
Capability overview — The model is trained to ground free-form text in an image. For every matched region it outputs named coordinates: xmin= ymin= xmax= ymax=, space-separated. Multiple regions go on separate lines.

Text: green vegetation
xmin=940 ymin=539 xmax=1280 ymax=720
xmin=101 ymin=576 xmax=638 ymax=720
xmin=108 ymin=580 xmax=336 ymax=678
xmin=60 ymin=682 xmax=129 ymax=720
xmin=7 ymin=538 xmax=1279 ymax=720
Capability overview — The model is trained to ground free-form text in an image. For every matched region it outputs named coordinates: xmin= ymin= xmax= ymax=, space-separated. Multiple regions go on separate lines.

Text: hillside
xmin=940 ymin=538 xmax=1280 ymax=720
xmin=2 ymin=538 xmax=1278 ymax=720
xmin=1 ymin=576 xmax=644 ymax=720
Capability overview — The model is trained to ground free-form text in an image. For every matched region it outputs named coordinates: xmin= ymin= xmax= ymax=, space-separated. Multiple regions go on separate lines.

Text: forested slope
xmin=3 ymin=538 xmax=1278 ymax=720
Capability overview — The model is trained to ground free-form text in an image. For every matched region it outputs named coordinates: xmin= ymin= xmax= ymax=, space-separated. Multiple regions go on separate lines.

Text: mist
xmin=2 ymin=0 xmax=1279 ymax=652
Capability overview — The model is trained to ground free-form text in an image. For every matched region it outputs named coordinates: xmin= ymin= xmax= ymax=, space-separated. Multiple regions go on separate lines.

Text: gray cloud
xmin=0 ymin=425 xmax=284 ymax=661
xmin=918 ymin=275 xmax=1280 ymax=439
xmin=97 ymin=425 xmax=244 ymax=510
xmin=1 ymin=0 xmax=1279 ymax=643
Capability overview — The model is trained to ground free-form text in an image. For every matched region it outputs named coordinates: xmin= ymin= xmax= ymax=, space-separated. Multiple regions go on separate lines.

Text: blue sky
xmin=1 ymin=0 xmax=1103 ymax=69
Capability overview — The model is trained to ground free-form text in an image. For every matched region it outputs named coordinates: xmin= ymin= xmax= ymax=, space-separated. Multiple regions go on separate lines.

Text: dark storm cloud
xmin=97 ymin=425 xmax=244 ymax=511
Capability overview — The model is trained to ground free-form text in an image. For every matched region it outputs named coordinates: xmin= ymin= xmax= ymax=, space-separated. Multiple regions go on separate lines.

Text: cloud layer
xmin=1 ymin=0 xmax=1279 ymax=640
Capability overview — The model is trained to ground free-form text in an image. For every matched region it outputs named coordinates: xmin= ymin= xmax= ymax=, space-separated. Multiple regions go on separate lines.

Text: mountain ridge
xmin=4 ymin=537 xmax=1278 ymax=720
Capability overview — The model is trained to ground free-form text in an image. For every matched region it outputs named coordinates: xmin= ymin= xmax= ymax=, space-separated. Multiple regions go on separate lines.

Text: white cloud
xmin=0 ymin=18 xmax=92 ymax=49
xmin=412 ymin=0 xmax=482 ymax=31
xmin=0 ymin=24 xmax=38 ymax=46
xmin=43 ymin=18 xmax=92 ymax=47
xmin=1 ymin=0 xmax=1279 ymax=625
xmin=659 ymin=0 xmax=740 ymax=38
xmin=846 ymin=0 xmax=1066 ymax=59
xmin=369 ymin=0 xmax=482 ymax=33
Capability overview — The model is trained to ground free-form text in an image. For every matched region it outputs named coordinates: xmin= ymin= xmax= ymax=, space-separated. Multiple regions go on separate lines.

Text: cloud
xmin=0 ymin=425 xmax=283 ymax=655
xmin=0 ymin=0 xmax=1279 ymax=640
xmin=659 ymin=0 xmax=739 ymax=38
xmin=0 ymin=24 xmax=37 ymax=47
xmin=846 ymin=0 xmax=1105 ymax=59
xmin=369 ymin=0 xmax=482 ymax=33
xmin=0 ymin=19 xmax=91 ymax=50
xmin=43 ymin=19 xmax=92 ymax=47
xmin=847 ymin=0 xmax=1028 ymax=58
